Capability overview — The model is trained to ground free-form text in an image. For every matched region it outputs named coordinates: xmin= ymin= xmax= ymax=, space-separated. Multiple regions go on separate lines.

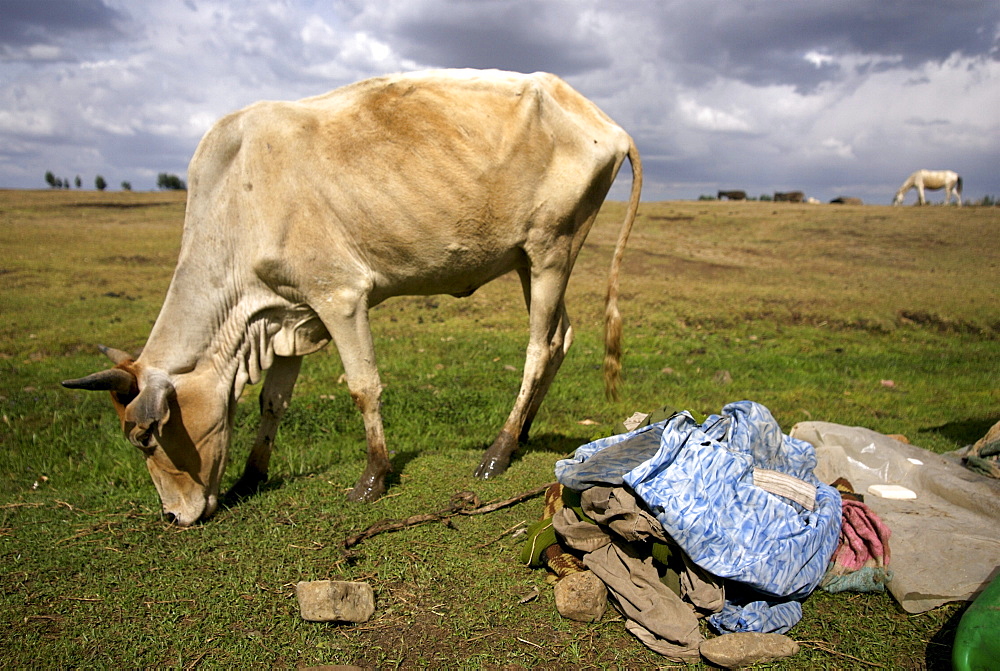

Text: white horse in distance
xmin=893 ymin=169 xmax=963 ymax=206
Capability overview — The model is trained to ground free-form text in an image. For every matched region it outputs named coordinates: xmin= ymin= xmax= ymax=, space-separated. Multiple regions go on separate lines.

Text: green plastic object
xmin=952 ymin=573 xmax=1000 ymax=670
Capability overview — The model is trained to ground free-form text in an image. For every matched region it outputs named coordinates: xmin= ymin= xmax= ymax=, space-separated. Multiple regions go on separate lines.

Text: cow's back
xmin=184 ymin=70 xmax=633 ymax=302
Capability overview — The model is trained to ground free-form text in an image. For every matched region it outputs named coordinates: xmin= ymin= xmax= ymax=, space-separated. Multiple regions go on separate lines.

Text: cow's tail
xmin=956 ymin=175 xmax=963 ymax=196
xmin=603 ymin=137 xmax=642 ymax=401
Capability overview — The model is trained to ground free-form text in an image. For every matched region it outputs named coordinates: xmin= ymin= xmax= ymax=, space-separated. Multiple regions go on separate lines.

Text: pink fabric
xmin=830 ymin=499 xmax=891 ymax=571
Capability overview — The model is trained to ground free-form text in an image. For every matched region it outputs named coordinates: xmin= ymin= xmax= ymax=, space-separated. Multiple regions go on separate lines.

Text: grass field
xmin=1 ymin=189 xmax=998 ymax=668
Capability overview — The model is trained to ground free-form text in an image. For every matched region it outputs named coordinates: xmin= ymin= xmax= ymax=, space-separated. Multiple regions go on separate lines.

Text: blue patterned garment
xmin=555 ymin=400 xmax=842 ymax=634
xmin=708 ymin=600 xmax=803 ymax=635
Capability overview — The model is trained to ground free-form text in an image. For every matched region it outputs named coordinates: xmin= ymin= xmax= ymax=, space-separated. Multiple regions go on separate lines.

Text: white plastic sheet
xmin=790 ymin=421 xmax=1000 ymax=613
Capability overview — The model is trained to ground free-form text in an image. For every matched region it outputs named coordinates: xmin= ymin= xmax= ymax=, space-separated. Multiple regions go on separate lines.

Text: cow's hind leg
xmin=519 ymin=302 xmax=572 ymax=442
xmin=476 ymin=266 xmax=569 ymax=479
xmin=514 ymin=268 xmax=574 ymax=442
xmin=229 ymin=354 xmax=303 ymax=499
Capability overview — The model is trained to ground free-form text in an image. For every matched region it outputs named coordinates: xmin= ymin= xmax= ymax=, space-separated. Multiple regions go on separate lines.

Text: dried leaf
xmin=518 ymin=586 xmax=539 ymax=604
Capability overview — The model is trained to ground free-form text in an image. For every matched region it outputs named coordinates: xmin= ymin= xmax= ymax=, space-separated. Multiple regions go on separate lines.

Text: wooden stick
xmin=473 ymin=520 xmax=528 ymax=549
xmin=797 ymin=641 xmax=886 ymax=668
xmin=343 ymin=483 xmax=554 ymax=548
xmin=458 ymin=482 xmax=555 ymax=516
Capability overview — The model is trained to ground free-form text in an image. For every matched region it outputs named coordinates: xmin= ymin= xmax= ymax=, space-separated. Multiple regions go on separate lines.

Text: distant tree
xmin=697 ymin=194 xmax=716 ymax=201
xmin=121 ymin=181 xmax=132 ymax=191
xmin=95 ymin=175 xmax=107 ymax=191
xmin=63 ymin=178 xmax=70 ymax=189
xmin=759 ymin=194 xmax=773 ymax=201
xmin=45 ymin=171 xmax=57 ymax=188
xmin=54 ymin=177 xmax=64 ymax=188
xmin=75 ymin=175 xmax=82 ymax=189
xmin=157 ymin=173 xmax=186 ymax=190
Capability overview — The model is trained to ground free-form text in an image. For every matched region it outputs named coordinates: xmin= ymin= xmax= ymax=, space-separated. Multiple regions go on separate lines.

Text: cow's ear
xmin=125 ymin=372 xmax=175 ymax=448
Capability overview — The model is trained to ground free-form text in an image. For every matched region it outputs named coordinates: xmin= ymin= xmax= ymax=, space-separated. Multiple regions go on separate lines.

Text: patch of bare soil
xmin=63 ymin=201 xmax=176 ymax=210
xmin=898 ymin=310 xmax=999 ymax=334
xmin=99 ymin=255 xmax=157 ymax=265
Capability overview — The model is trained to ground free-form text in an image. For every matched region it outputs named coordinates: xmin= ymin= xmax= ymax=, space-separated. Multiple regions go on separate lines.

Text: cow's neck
xmin=140 ymin=260 xmax=283 ymax=403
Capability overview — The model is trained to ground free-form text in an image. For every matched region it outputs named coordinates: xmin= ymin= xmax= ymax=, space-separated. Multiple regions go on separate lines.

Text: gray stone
xmin=699 ymin=632 xmax=799 ymax=668
xmin=554 ymin=570 xmax=607 ymax=622
xmin=295 ymin=580 xmax=376 ymax=623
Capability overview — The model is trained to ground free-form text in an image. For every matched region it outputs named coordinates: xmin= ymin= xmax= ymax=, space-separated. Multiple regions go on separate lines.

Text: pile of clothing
xmin=522 ymin=401 xmax=887 ymax=661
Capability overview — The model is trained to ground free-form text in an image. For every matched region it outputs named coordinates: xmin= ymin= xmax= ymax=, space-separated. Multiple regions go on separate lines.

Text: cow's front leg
xmin=317 ymin=295 xmax=390 ymax=502
xmin=229 ymin=355 xmax=303 ymax=499
xmin=476 ymin=267 xmax=568 ymax=479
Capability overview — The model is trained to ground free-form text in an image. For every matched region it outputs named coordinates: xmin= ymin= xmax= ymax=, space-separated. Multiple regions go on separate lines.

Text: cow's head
xmin=62 ymin=346 xmax=230 ymax=526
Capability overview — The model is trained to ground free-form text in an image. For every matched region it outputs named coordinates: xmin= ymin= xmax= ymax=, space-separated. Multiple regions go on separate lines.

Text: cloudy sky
xmin=2 ymin=0 xmax=998 ymax=203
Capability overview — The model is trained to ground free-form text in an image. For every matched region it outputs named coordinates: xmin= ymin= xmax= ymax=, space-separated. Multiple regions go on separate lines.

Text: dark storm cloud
xmin=0 ymin=0 xmax=127 ymax=50
xmin=355 ymin=1 xmax=611 ymax=75
xmin=648 ymin=0 xmax=1000 ymax=92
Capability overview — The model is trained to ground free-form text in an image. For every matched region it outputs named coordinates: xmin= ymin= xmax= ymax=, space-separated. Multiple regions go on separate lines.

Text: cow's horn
xmin=98 ymin=344 xmax=134 ymax=365
xmin=61 ymin=368 xmax=135 ymax=393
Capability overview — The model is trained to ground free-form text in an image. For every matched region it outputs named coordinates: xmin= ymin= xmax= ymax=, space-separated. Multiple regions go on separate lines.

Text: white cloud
xmin=300 ymin=15 xmax=338 ymax=47
xmin=678 ymin=97 xmax=753 ymax=133
xmin=804 ymin=51 xmax=835 ymax=68
xmin=0 ymin=109 xmax=58 ymax=136
xmin=818 ymin=138 xmax=856 ymax=160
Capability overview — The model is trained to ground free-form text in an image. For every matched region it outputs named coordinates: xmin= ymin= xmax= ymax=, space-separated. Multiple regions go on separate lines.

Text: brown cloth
xmin=580 ymin=486 xmax=669 ymax=543
xmin=584 ymin=543 xmax=704 ymax=661
xmin=553 ymin=485 xmax=726 ymax=661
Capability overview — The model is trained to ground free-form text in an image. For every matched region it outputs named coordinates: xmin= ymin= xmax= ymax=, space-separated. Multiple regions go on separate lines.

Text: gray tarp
xmin=790 ymin=421 xmax=1000 ymax=613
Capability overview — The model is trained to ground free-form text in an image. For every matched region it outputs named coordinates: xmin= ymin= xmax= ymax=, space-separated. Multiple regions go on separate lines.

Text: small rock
xmin=700 ymin=632 xmax=799 ymax=668
xmin=554 ymin=570 xmax=607 ymax=622
xmin=295 ymin=580 xmax=375 ymax=623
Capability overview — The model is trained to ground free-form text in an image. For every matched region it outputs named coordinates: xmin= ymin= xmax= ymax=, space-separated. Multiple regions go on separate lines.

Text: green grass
xmin=1 ymin=191 xmax=998 ymax=667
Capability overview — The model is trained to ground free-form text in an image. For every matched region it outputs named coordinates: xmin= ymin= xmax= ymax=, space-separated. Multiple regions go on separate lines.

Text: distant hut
xmin=717 ymin=190 xmax=747 ymax=201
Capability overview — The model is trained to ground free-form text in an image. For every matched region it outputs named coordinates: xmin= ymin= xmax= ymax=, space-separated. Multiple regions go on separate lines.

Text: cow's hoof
xmin=474 ymin=454 xmax=510 ymax=480
xmin=228 ymin=468 xmax=267 ymax=500
xmin=347 ymin=476 xmax=385 ymax=503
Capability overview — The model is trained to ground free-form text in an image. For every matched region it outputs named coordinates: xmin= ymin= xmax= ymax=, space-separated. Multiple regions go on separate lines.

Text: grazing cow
xmin=61 ymin=69 xmax=643 ymax=526
xmin=717 ymin=190 xmax=747 ymax=201
xmin=893 ymin=169 xmax=962 ymax=206
xmin=774 ymin=191 xmax=805 ymax=203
